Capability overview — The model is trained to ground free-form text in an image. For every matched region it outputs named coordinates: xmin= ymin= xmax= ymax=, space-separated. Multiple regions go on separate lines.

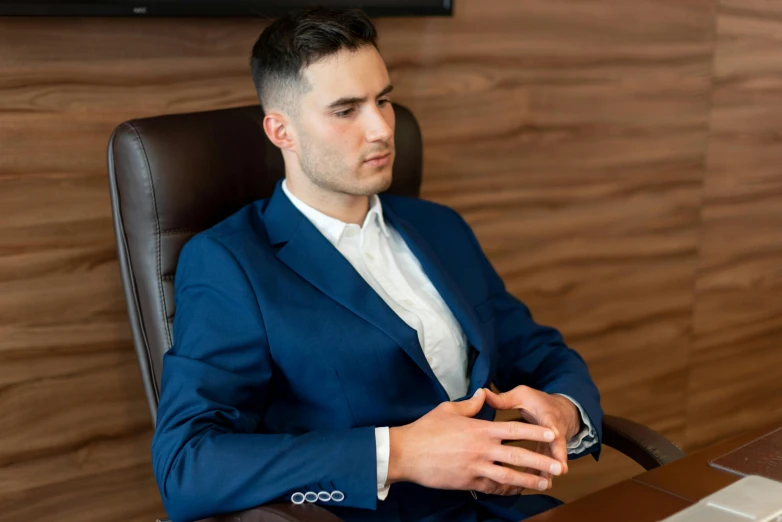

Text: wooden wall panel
xmin=0 ymin=0 xmax=778 ymax=519
xmin=379 ymin=0 xmax=715 ymax=443
xmin=685 ymin=0 xmax=782 ymax=450
xmin=0 ymin=18 xmax=263 ymax=522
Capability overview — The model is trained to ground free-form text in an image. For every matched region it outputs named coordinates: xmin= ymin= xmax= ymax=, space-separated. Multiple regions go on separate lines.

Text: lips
xmin=365 ymin=152 xmax=392 ymax=162
xmin=364 ymin=151 xmax=393 ymax=167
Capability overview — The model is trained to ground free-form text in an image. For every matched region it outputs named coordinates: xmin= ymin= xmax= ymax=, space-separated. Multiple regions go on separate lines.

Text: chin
xmin=352 ymin=169 xmax=392 ymax=196
xmin=372 ymin=169 xmax=394 ymax=194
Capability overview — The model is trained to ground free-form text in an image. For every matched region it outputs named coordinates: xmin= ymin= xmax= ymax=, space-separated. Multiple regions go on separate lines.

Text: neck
xmin=284 ymin=176 xmax=370 ymax=226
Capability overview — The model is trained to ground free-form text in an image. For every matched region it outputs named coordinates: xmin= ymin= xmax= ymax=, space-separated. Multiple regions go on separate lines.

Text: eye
xmin=378 ymin=98 xmax=390 ymax=107
xmin=335 ymin=108 xmax=354 ymax=118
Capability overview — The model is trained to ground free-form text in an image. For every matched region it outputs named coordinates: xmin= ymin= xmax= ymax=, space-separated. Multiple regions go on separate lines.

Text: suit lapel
xmin=263 ymin=182 xmax=447 ymax=395
xmin=382 ymin=203 xmax=491 ymax=397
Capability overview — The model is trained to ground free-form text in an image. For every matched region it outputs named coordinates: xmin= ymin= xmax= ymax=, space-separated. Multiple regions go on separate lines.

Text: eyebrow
xmin=326 ymin=84 xmax=394 ymax=110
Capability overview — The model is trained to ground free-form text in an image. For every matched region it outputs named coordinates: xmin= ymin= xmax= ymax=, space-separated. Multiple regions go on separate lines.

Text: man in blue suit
xmin=152 ymin=7 xmax=603 ymax=522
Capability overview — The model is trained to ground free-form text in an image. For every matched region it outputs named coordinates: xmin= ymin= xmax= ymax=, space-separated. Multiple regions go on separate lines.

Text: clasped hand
xmin=387 ymin=386 xmax=579 ymax=495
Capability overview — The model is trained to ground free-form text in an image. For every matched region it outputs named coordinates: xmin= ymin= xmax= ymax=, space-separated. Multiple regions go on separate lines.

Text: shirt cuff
xmin=554 ymin=394 xmax=598 ymax=455
xmin=375 ymin=427 xmax=391 ymax=500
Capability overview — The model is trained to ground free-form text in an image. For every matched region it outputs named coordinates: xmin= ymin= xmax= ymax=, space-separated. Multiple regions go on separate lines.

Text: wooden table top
xmin=527 ymin=423 xmax=780 ymax=522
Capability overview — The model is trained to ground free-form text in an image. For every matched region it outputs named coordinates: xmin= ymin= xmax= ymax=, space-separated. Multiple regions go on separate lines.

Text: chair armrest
xmin=160 ymin=502 xmax=345 ymax=522
xmin=602 ymin=414 xmax=685 ymax=470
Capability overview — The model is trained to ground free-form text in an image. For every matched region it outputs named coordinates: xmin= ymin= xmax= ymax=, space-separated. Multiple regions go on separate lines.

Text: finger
xmin=471 ymin=478 xmax=524 ymax=496
xmin=482 ymin=388 xmax=514 ymax=410
xmin=486 ymin=445 xmax=563 ymax=476
xmin=539 ymin=413 xmax=569 ymax=473
xmin=477 ymin=464 xmax=550 ymax=491
xmin=496 ymin=484 xmax=524 ymax=496
xmin=452 ymin=388 xmax=487 ymax=417
xmin=549 ymin=435 xmax=569 ymax=473
xmin=523 ymin=441 xmax=547 ymax=478
xmin=483 ymin=388 xmax=533 ymax=412
xmin=487 ymin=421 xmax=557 ymax=443
xmin=525 ymin=442 xmax=555 ymax=491
xmin=539 ymin=444 xmax=554 ymax=490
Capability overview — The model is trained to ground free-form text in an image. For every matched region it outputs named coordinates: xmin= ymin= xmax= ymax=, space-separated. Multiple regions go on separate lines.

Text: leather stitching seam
xmin=128 ymin=124 xmax=172 ymax=347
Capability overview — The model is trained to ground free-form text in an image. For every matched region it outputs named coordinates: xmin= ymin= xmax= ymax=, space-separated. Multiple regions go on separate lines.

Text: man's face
xmin=290 ymin=45 xmax=395 ymax=197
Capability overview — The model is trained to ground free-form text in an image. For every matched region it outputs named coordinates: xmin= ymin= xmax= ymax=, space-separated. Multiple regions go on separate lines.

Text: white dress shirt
xmin=281 ymin=180 xmax=597 ymax=500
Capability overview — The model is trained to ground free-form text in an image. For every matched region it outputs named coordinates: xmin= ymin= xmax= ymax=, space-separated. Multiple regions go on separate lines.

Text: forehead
xmin=301 ymin=46 xmax=390 ymax=104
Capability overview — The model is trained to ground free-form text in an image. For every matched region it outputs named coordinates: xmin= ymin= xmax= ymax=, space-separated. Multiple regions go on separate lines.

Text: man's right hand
xmin=386 ymin=388 xmax=565 ymax=495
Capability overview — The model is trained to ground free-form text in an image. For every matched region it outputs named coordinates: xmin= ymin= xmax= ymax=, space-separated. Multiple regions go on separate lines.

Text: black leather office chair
xmin=107 ymin=103 xmax=685 ymax=522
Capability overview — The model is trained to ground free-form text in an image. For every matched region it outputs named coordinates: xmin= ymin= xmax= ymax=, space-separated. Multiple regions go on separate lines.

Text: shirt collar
xmin=281 ymin=179 xmax=390 ymax=247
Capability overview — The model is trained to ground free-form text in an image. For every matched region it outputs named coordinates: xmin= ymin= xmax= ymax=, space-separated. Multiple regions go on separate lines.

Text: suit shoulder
xmin=180 ymin=199 xmax=271 ymax=258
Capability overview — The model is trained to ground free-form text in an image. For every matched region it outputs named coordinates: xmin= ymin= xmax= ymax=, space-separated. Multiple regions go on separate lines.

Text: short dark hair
xmin=250 ymin=6 xmax=379 ymax=115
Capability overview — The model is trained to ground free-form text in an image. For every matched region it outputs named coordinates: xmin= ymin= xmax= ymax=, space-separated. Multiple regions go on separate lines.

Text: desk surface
xmin=527 ymin=424 xmax=780 ymax=522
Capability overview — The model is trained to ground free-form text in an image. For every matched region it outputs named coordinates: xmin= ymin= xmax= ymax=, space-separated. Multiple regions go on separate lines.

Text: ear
xmin=263 ymin=112 xmax=296 ymax=152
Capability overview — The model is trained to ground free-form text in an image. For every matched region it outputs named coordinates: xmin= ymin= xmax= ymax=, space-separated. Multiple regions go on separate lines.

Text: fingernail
xmin=473 ymin=388 xmax=483 ymax=398
xmin=544 ymin=431 xmax=555 ymax=441
xmin=538 ymin=480 xmax=548 ymax=490
xmin=550 ymin=463 xmax=562 ymax=475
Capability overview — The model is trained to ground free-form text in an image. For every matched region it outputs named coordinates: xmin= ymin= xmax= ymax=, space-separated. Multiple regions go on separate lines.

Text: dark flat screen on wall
xmin=0 ymin=0 xmax=451 ymax=17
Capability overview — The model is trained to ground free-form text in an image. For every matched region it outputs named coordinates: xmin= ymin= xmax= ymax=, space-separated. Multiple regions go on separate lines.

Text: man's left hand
xmin=483 ymin=386 xmax=581 ymax=489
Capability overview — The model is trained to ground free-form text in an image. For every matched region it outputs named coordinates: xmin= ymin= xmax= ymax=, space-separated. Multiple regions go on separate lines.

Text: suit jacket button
xmin=331 ymin=490 xmax=345 ymax=502
xmin=291 ymin=492 xmax=305 ymax=504
xmin=317 ymin=491 xmax=331 ymax=502
xmin=304 ymin=492 xmax=318 ymax=503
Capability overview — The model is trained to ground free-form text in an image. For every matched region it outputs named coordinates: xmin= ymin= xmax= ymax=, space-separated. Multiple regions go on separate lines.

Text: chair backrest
xmin=107 ymin=103 xmax=423 ymax=422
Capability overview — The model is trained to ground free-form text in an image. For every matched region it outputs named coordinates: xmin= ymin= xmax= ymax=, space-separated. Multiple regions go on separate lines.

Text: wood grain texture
xmin=379 ymin=0 xmax=715 ymax=443
xmin=0 ymin=0 xmax=778 ymax=519
xmin=685 ymin=0 xmax=782 ymax=450
xmin=0 ymin=17 xmax=266 ymax=522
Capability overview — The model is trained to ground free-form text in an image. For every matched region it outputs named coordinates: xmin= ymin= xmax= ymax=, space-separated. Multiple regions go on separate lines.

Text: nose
xmin=365 ymin=104 xmax=394 ymax=144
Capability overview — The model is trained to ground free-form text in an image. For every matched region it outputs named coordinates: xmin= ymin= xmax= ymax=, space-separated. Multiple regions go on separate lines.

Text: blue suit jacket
xmin=152 ymin=181 xmax=603 ymax=522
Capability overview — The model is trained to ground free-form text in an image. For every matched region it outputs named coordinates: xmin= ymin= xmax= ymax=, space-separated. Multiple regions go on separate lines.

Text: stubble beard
xmin=299 ymin=141 xmax=393 ymax=198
